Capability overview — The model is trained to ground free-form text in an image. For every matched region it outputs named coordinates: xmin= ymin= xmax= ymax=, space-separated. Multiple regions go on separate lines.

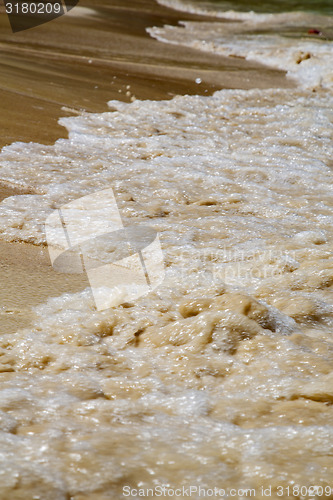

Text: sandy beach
xmin=0 ymin=0 xmax=292 ymax=148
xmin=2 ymin=1 xmax=332 ymax=497
xmin=0 ymin=0 xmax=293 ymax=335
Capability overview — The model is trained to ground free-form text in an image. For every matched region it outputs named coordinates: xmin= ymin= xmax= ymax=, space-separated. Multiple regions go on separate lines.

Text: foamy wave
xmin=156 ymin=0 xmax=330 ymax=22
xmin=151 ymin=2 xmax=333 ymax=89
xmin=0 ymin=88 xmax=332 ymax=246
xmin=0 ymin=20 xmax=333 ymax=493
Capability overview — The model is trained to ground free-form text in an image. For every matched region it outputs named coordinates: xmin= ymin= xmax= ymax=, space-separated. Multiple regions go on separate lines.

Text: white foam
xmin=151 ymin=1 xmax=333 ymax=89
xmin=0 ymin=9 xmax=332 ymax=494
xmin=156 ymin=0 xmax=330 ymax=22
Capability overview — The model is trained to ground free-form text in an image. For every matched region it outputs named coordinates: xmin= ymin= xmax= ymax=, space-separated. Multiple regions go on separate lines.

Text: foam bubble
xmin=0 ymin=11 xmax=332 ymax=495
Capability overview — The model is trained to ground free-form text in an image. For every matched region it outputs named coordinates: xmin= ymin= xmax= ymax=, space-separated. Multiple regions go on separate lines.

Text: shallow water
xmin=0 ymin=1 xmax=332 ymax=498
xmin=164 ymin=0 xmax=333 ymax=15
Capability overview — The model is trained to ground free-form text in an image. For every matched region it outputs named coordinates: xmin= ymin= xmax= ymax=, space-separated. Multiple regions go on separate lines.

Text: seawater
xmin=0 ymin=1 xmax=332 ymax=498
xmin=162 ymin=0 xmax=333 ymax=15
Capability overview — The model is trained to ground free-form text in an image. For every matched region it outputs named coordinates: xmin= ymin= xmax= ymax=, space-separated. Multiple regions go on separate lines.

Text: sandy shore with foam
xmin=0 ymin=0 xmax=292 ymax=148
xmin=0 ymin=0 xmax=292 ymax=333
xmin=0 ymin=2 xmax=332 ymax=496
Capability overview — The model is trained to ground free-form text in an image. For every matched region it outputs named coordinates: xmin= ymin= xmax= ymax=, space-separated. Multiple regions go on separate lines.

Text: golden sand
xmin=0 ymin=0 xmax=292 ymax=148
xmin=0 ymin=0 xmax=294 ymax=334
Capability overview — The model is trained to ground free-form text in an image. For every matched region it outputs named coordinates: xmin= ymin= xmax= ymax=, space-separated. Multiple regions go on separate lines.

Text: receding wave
xmin=150 ymin=2 xmax=333 ymax=89
xmin=0 ymin=3 xmax=332 ymax=497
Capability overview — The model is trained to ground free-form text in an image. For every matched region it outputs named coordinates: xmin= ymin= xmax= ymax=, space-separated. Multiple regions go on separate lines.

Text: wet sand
xmin=0 ymin=0 xmax=293 ymax=148
xmin=0 ymin=239 xmax=90 ymax=333
xmin=0 ymin=0 xmax=293 ymax=334
xmin=0 ymin=3 xmax=332 ymax=496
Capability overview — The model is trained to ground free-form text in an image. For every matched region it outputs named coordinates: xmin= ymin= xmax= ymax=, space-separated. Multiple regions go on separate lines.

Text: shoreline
xmin=0 ymin=0 xmax=293 ymax=149
xmin=0 ymin=2 xmax=332 ymax=494
xmin=0 ymin=0 xmax=295 ymax=334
